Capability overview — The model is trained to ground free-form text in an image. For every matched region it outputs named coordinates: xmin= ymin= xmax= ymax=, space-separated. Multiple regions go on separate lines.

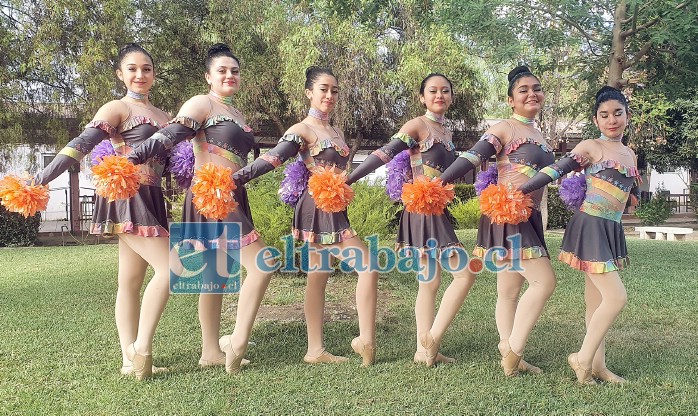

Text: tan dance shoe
xmin=219 ymin=335 xmax=245 ymax=374
xmin=413 ymin=352 xmax=455 ymax=365
xmin=198 ymin=355 xmax=250 ymax=368
xmin=500 ymin=340 xmax=522 ymax=377
xmin=418 ymin=331 xmax=440 ymax=368
xmin=303 ymin=349 xmax=349 ymax=364
xmin=567 ymin=353 xmax=597 ymax=385
xmin=351 ymin=337 xmax=376 ymax=367
xmin=498 ymin=340 xmax=541 ymax=374
xmin=125 ymin=343 xmax=153 ymax=381
xmin=592 ymin=367 xmax=627 ymax=384
xmin=120 ymin=365 xmax=168 ymax=376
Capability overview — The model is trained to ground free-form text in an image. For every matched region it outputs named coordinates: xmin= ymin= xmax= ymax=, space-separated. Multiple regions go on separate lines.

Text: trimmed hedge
xmin=547 ymin=185 xmax=574 ymax=229
xmin=0 ymin=205 xmax=41 ymax=247
xmin=453 ymin=184 xmax=476 ymax=202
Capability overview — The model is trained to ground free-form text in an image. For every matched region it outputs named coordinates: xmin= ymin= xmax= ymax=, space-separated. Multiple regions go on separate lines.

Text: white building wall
xmin=648 ymin=166 xmax=690 ymax=194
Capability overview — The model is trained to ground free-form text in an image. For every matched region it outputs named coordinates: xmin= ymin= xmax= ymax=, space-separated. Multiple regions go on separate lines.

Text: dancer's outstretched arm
xmin=346 ymin=132 xmax=417 ymax=185
xmin=440 ymin=133 xmax=503 ymax=184
xmin=232 ymin=134 xmax=303 ymax=185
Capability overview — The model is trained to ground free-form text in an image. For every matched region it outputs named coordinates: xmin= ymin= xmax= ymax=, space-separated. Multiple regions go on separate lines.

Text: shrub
xmin=547 ymin=185 xmax=574 ymax=229
xmin=453 ymin=183 xmax=477 ymax=202
xmin=246 ymin=167 xmax=295 ymax=251
xmin=0 ymin=205 xmax=41 ymax=247
xmin=347 ymin=180 xmax=401 ymax=240
xmin=449 ymin=197 xmax=480 ymax=229
xmin=635 ymin=190 xmax=672 ymax=226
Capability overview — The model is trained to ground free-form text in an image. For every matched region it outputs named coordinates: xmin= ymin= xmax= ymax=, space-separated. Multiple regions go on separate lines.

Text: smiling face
xmin=508 ymin=75 xmax=544 ymax=117
xmin=205 ymin=56 xmax=241 ymax=97
xmin=116 ymin=51 xmax=154 ymax=94
xmin=305 ymin=73 xmax=339 ymax=113
xmin=419 ymin=75 xmax=453 ymax=115
xmin=594 ymin=99 xmax=629 ymax=139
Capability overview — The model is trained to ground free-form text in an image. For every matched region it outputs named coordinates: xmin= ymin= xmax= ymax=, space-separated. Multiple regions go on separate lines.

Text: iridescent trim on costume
xmin=292 ymin=227 xmax=357 ymax=245
xmin=279 ymin=133 xmax=304 ymax=146
xmin=209 ymin=91 xmax=233 ymax=106
xmin=479 ymin=133 xmax=504 ymax=154
xmin=202 ymin=114 xmax=253 ymax=133
xmin=509 ymin=162 xmax=537 ymax=178
xmin=90 ymin=221 xmax=169 ymax=237
xmin=372 ymin=149 xmax=391 ymax=163
xmin=473 ymin=245 xmax=547 ymax=260
xmin=586 ymin=160 xmax=639 ymax=178
xmin=580 ymin=196 xmax=623 ymax=222
xmin=391 ymin=132 xmax=418 ymax=149
xmin=505 ymin=137 xmax=553 ymax=155
xmin=459 ymin=151 xmax=482 ymax=166
xmin=568 ymin=152 xmax=590 ymax=168
xmin=418 ymin=136 xmax=455 ymax=153
xmin=559 ymin=250 xmax=629 ymax=273
xmin=306 ymin=138 xmax=350 ymax=158
xmin=168 ymin=116 xmax=201 ymax=131
xmin=396 ymin=241 xmax=464 ymax=260
xmin=424 ymin=111 xmax=446 ymax=124
xmin=261 ymin=153 xmax=283 ymax=168
xmin=588 ymin=176 xmax=628 ymax=201
xmin=201 ymin=229 xmax=261 ymax=249
xmin=85 ymin=120 xmax=117 ymax=137
xmin=511 ymin=114 xmax=535 ymax=125
xmin=119 ymin=115 xmax=161 ymax=133
xmin=192 ymin=140 xmax=246 ymax=167
xmin=59 ymin=147 xmax=85 ymax=161
xmin=540 ymin=165 xmax=563 ymax=180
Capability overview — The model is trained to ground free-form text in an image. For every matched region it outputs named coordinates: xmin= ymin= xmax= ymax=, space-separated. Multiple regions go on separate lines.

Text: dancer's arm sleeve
xmin=34 ymin=122 xmax=114 ymax=185
xmin=346 ymin=132 xmax=417 ymax=185
xmin=440 ymin=133 xmax=502 ymax=184
xmin=232 ymin=134 xmax=303 ymax=185
xmin=518 ymin=154 xmax=587 ymax=195
xmin=127 ymin=116 xmax=199 ymax=165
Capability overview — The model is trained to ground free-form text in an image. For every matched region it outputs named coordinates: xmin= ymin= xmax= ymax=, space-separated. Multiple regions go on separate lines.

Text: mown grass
xmin=0 ymin=231 xmax=696 ymax=415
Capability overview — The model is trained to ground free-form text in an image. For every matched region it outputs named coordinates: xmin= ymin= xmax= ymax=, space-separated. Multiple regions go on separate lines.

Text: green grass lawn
xmin=1 ymin=231 xmax=697 ymax=415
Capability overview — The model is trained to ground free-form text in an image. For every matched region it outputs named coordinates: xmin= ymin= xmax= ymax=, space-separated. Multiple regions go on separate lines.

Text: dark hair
xmin=419 ymin=73 xmax=454 ymax=96
xmin=117 ymin=43 xmax=153 ymax=69
xmin=205 ymin=43 xmax=240 ymax=72
xmin=593 ymin=85 xmax=629 ymax=115
xmin=507 ymin=66 xmax=540 ymax=97
xmin=304 ymin=66 xmax=336 ymax=90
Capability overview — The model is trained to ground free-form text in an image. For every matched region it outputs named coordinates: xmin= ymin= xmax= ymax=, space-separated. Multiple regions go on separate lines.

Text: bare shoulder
xmin=92 ymin=100 xmax=129 ymax=127
xmin=176 ymin=95 xmax=212 ymax=123
xmin=284 ymin=123 xmax=313 ymax=144
xmin=398 ymin=117 xmax=428 ymax=141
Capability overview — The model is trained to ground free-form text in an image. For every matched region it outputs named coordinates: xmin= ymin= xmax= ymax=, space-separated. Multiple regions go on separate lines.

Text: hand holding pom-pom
xmin=0 ymin=175 xmax=49 ymax=218
xmin=479 ymin=183 xmax=532 ymax=224
xmin=307 ymin=166 xmax=354 ymax=213
xmin=191 ymin=163 xmax=238 ymax=220
xmin=170 ymin=141 xmax=195 ymax=189
xmin=91 ymin=155 xmax=140 ymax=202
xmin=401 ymin=176 xmax=455 ymax=215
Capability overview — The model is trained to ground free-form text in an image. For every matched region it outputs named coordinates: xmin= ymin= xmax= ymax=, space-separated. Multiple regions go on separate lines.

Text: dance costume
xmin=129 ymin=96 xmax=260 ymax=248
xmin=234 ymin=124 xmax=356 ymax=244
xmin=441 ymin=121 xmax=555 ymax=259
xmin=348 ymin=116 xmax=461 ymax=258
xmin=519 ymin=145 xmax=639 ymax=272
xmin=36 ymin=101 xmax=170 ymax=237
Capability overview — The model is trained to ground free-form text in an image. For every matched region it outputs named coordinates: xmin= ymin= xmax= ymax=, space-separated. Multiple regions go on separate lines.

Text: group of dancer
xmin=18 ymin=42 xmax=636 ymax=385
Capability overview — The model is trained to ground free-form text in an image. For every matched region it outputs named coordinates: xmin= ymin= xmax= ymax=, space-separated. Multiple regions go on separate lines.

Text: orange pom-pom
xmin=479 ymin=184 xmax=533 ymax=224
xmin=307 ymin=166 xmax=354 ymax=213
xmin=0 ymin=175 xmax=49 ymax=218
xmin=401 ymin=176 xmax=455 ymax=215
xmin=91 ymin=155 xmax=140 ymax=202
xmin=190 ymin=163 xmax=238 ymax=220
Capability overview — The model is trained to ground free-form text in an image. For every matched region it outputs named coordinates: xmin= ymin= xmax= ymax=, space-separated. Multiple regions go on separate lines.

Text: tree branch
xmin=623 ymin=41 xmax=653 ymax=69
xmin=528 ymin=4 xmax=602 ymax=43
xmin=621 ymin=1 xmax=690 ymax=38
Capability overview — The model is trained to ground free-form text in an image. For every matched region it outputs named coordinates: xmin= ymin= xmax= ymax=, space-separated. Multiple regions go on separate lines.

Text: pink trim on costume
xmin=504 ymin=137 xmax=553 ymax=155
xmin=292 ymin=227 xmax=356 ymax=245
xmin=119 ymin=115 xmax=161 ymax=133
xmin=472 ymin=245 xmax=547 ymax=260
xmin=85 ymin=120 xmax=117 ymax=137
xmin=90 ymin=221 xmax=169 ymax=237
xmin=559 ymin=250 xmax=629 ymax=273
xmin=586 ymin=160 xmax=639 ymax=178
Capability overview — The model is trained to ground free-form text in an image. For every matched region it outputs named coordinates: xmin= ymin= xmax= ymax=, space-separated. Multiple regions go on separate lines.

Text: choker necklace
xmin=209 ymin=91 xmax=233 ymax=106
xmin=126 ymin=89 xmax=148 ymax=101
xmin=308 ymin=108 xmax=329 ymax=121
xmin=512 ymin=113 xmax=535 ymax=125
xmin=599 ymin=133 xmax=622 ymax=142
xmin=425 ymin=111 xmax=446 ymax=124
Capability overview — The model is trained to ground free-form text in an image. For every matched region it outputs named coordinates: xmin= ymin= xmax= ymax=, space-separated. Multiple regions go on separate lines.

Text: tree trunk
xmin=347 ymin=130 xmax=364 ymax=172
xmin=608 ymin=0 xmax=628 ymax=89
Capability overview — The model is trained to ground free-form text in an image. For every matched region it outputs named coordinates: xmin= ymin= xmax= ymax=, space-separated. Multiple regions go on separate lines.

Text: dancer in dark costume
xmin=34 ymin=44 xmax=171 ymax=379
xmin=347 ymin=74 xmax=476 ymax=367
xmin=440 ymin=67 xmax=556 ymax=376
xmin=518 ymin=86 xmax=637 ymax=384
xmin=233 ymin=67 xmax=378 ymax=366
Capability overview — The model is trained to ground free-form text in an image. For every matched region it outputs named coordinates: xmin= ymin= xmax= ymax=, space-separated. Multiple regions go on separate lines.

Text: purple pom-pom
xmin=475 ymin=164 xmax=498 ymax=196
xmin=279 ymin=159 xmax=311 ymax=206
xmin=559 ymin=174 xmax=587 ymax=210
xmin=385 ymin=150 xmax=412 ymax=202
xmin=169 ymin=141 xmax=195 ymax=189
xmin=91 ymin=140 xmax=116 ymax=165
